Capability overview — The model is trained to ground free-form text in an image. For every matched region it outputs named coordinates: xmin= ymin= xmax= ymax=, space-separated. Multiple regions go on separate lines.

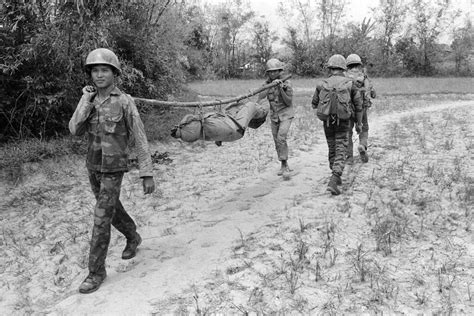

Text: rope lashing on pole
xmin=133 ymin=75 xmax=292 ymax=108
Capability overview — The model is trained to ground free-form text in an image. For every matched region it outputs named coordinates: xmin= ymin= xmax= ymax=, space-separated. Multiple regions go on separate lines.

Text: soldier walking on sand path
xmin=69 ymin=48 xmax=155 ymax=294
xmin=257 ymin=58 xmax=294 ymax=179
xmin=345 ymin=53 xmax=377 ymax=163
xmin=311 ymin=54 xmax=363 ymax=195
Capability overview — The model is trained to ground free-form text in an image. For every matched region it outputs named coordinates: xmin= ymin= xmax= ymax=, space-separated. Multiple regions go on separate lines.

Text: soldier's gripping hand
xmin=274 ymin=79 xmax=290 ymax=91
xmin=370 ymin=88 xmax=376 ymax=99
xmin=273 ymin=79 xmax=283 ymax=85
xmin=355 ymin=123 xmax=363 ymax=134
xmin=142 ymin=176 xmax=155 ymax=195
xmin=82 ymin=85 xmax=97 ymax=101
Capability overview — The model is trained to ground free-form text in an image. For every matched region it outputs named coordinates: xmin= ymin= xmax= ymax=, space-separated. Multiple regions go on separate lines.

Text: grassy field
xmin=188 ymin=76 xmax=474 ymax=97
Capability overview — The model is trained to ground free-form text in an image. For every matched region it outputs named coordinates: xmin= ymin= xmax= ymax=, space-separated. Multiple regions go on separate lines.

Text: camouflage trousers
xmin=323 ymin=120 xmax=350 ymax=177
xmin=347 ymin=108 xmax=369 ymax=157
xmin=271 ymin=118 xmax=293 ymax=161
xmin=87 ymin=170 xmax=137 ymax=275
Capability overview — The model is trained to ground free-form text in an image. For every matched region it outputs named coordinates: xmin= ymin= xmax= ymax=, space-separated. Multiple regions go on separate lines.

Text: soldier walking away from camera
xmin=69 ymin=48 xmax=155 ymax=294
xmin=311 ymin=54 xmax=363 ymax=195
xmin=257 ymin=58 xmax=294 ymax=179
xmin=345 ymin=54 xmax=376 ymax=163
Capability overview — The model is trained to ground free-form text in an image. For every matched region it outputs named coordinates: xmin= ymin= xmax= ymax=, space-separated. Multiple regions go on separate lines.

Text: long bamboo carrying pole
xmin=133 ymin=74 xmax=292 ymax=107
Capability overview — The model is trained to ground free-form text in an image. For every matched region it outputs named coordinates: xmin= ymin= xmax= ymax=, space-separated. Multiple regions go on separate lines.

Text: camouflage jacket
xmin=345 ymin=68 xmax=376 ymax=108
xmin=258 ymin=78 xmax=294 ymax=121
xmin=69 ymin=87 xmax=153 ymax=178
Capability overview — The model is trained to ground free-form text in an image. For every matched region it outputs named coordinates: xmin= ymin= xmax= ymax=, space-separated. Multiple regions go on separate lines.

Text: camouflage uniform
xmin=311 ymin=74 xmax=363 ymax=178
xmin=69 ymin=87 xmax=153 ymax=276
xmin=87 ymin=170 xmax=133 ymax=276
xmin=345 ymin=68 xmax=375 ymax=159
xmin=258 ymin=79 xmax=294 ymax=161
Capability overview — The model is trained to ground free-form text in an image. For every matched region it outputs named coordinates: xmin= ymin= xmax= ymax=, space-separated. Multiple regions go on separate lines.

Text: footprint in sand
xmin=283 ymin=168 xmax=300 ymax=181
xmin=252 ymin=186 xmax=273 ymax=198
xmin=115 ymin=259 xmax=139 ymax=273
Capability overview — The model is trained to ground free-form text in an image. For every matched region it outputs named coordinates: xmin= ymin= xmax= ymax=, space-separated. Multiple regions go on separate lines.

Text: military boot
xmin=122 ymin=233 xmax=142 ymax=260
xmin=277 ymin=161 xmax=288 ymax=176
xmin=277 ymin=166 xmax=285 ymax=176
xmin=282 ymin=164 xmax=291 ymax=180
xmin=358 ymin=145 xmax=369 ymax=163
xmin=79 ymin=272 xmax=106 ymax=294
xmin=327 ymin=175 xmax=341 ymax=195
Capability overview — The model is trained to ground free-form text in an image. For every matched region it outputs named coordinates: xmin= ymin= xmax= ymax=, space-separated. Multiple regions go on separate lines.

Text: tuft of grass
xmin=0 ymin=137 xmax=87 ymax=183
xmin=350 ymin=243 xmax=371 ymax=283
xmin=140 ymin=104 xmax=191 ymax=142
xmin=319 ymin=220 xmax=336 ymax=258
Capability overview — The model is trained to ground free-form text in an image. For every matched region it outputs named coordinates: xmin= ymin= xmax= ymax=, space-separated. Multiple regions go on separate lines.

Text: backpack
xmin=316 ymin=77 xmax=354 ymax=122
xmin=346 ymin=69 xmax=375 ymax=108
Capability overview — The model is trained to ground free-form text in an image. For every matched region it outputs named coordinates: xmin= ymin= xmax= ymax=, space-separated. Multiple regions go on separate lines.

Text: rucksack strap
xmin=326 ymin=114 xmax=339 ymax=127
xmin=227 ymin=114 xmax=245 ymax=135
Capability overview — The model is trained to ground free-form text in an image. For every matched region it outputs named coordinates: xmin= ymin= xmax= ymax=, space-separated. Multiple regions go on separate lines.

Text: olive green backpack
xmin=316 ymin=77 xmax=354 ymax=123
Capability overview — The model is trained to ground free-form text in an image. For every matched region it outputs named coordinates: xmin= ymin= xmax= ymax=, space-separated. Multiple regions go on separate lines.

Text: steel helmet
xmin=265 ymin=58 xmax=284 ymax=72
xmin=85 ymin=48 xmax=121 ymax=74
xmin=327 ymin=54 xmax=347 ymax=70
xmin=346 ymin=53 xmax=362 ymax=67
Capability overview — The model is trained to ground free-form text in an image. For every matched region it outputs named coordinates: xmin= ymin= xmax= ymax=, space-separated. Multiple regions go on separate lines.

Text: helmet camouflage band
xmin=85 ymin=48 xmax=121 ymax=75
xmin=265 ymin=58 xmax=284 ymax=72
xmin=346 ymin=53 xmax=362 ymax=67
xmin=327 ymin=54 xmax=347 ymax=70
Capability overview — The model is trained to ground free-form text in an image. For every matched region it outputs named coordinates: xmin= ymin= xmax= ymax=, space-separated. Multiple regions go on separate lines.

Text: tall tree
xmin=180 ymin=3 xmax=213 ymax=78
xmin=252 ymin=20 xmax=276 ymax=75
xmin=408 ymin=0 xmax=452 ymax=74
xmin=277 ymin=0 xmax=317 ymax=44
xmin=210 ymin=0 xmax=254 ymax=78
xmin=373 ymin=0 xmax=408 ymax=68
xmin=295 ymin=0 xmax=316 ymax=44
xmin=451 ymin=17 xmax=473 ymax=74
xmin=319 ymin=0 xmax=347 ymax=41
xmin=345 ymin=17 xmax=376 ymax=50
xmin=277 ymin=0 xmax=346 ymax=75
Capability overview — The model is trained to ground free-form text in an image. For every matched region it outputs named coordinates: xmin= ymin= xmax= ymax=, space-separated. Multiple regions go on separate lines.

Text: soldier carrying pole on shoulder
xmin=69 ymin=48 xmax=155 ymax=294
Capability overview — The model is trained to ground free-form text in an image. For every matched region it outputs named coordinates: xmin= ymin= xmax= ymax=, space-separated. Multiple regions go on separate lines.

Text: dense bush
xmin=0 ymin=0 xmax=185 ymax=143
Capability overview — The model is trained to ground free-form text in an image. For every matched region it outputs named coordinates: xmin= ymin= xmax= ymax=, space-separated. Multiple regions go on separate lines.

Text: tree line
xmin=0 ymin=0 xmax=472 ymax=142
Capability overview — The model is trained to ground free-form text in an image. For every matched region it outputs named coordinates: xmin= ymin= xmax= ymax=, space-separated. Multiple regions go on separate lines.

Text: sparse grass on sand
xmin=1 ymin=78 xmax=473 ymax=314
xmin=151 ymin=101 xmax=474 ymax=314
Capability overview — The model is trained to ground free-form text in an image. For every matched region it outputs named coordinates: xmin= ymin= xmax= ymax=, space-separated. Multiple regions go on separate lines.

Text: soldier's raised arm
xmin=69 ymin=86 xmax=96 ymax=136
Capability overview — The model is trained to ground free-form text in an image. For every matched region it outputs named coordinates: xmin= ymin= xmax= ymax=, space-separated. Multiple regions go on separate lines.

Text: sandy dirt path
xmin=48 ymin=100 xmax=473 ymax=315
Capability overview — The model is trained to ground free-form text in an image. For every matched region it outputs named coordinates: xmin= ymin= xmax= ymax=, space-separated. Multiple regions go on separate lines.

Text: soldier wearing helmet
xmin=69 ymin=48 xmax=155 ymax=294
xmin=257 ymin=58 xmax=294 ymax=179
xmin=84 ymin=48 xmax=122 ymax=75
xmin=311 ymin=54 xmax=363 ymax=195
xmin=345 ymin=53 xmax=376 ymax=163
